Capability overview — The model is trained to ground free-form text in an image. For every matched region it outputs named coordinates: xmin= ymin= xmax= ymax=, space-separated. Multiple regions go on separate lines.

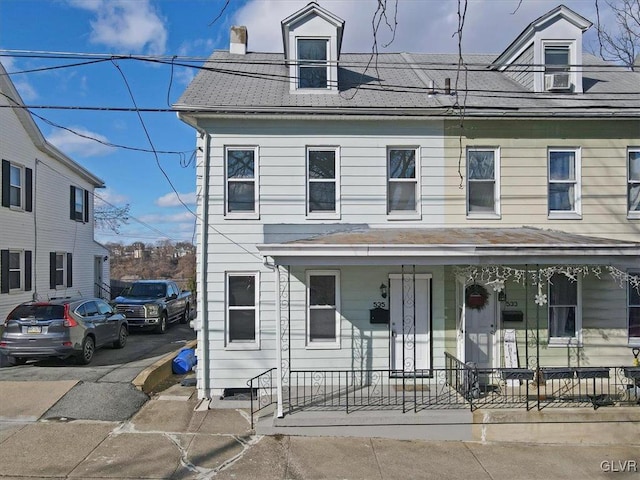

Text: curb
xmin=132 ymin=340 xmax=197 ymax=394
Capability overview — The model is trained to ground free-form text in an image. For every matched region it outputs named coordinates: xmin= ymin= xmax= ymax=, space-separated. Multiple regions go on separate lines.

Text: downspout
xmin=197 ymin=129 xmax=211 ymax=400
xmin=263 ymin=256 xmax=283 ymax=418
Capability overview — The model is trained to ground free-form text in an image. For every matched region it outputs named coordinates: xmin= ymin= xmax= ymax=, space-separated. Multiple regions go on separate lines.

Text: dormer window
xmin=544 ymin=44 xmax=571 ymax=91
xmin=298 ymin=39 xmax=329 ymax=89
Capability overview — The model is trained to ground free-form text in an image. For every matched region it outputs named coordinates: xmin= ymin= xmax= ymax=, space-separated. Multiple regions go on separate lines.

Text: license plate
xmin=26 ymin=326 xmax=42 ymax=334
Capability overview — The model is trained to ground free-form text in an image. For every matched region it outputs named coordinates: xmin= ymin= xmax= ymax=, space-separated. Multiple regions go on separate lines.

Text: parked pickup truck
xmin=113 ymin=280 xmax=192 ymax=334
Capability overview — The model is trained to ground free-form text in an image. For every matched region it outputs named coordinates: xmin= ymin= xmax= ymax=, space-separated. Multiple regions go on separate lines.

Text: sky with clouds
xmin=0 ymin=0 xmax=620 ymax=245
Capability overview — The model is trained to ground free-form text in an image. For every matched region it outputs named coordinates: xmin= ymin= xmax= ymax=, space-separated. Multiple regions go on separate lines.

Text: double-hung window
xmin=544 ymin=46 xmax=570 ymax=74
xmin=306 ymin=271 xmax=340 ymax=348
xmin=629 ymin=272 xmax=640 ymax=345
xmin=628 ymin=148 xmax=640 ymax=217
xmin=387 ymin=147 xmax=419 ymax=217
xmin=548 ymin=148 xmax=580 ymax=217
xmin=50 ymin=252 xmax=72 ymax=289
xmin=1 ymin=249 xmax=32 ymax=293
xmin=70 ymin=186 xmax=89 ymax=222
xmin=298 ymin=39 xmax=329 ymax=89
xmin=2 ymin=160 xmax=32 ymax=211
xmin=307 ymin=147 xmax=339 ymax=217
xmin=467 ymin=148 xmax=500 ymax=217
xmin=225 ymin=147 xmax=258 ymax=217
xmin=226 ymin=273 xmax=259 ymax=348
xmin=548 ymin=273 xmax=581 ymax=345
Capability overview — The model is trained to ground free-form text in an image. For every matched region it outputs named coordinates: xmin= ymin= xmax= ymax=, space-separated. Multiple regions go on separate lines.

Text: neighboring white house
xmin=175 ymin=3 xmax=640 ymax=425
xmin=0 ymin=60 xmax=109 ymax=323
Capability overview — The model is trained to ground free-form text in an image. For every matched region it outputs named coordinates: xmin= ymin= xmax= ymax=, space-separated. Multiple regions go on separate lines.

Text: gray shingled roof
xmin=174 ymin=51 xmax=640 ymax=118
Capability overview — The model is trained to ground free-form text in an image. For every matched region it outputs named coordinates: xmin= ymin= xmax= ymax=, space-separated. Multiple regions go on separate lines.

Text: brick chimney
xmin=230 ymin=26 xmax=247 ymax=55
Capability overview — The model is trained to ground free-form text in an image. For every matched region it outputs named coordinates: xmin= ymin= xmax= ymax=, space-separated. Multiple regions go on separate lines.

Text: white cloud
xmin=156 ymin=191 xmax=197 ymax=207
xmin=139 ymin=211 xmax=195 ymax=223
xmin=67 ymin=0 xmax=167 ymax=54
xmin=47 ymin=126 xmax=115 ymax=157
xmin=94 ymin=188 xmax=129 ymax=207
xmin=1 ymin=57 xmax=39 ymax=102
xmin=233 ymin=0 xmax=607 ymax=54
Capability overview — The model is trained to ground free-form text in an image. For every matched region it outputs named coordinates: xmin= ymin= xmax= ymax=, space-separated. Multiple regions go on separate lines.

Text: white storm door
xmin=390 ymin=274 xmax=431 ymax=372
xmin=464 ymin=286 xmax=497 ymax=370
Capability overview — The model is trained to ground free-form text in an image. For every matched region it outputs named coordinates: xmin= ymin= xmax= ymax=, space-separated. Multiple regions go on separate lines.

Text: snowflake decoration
xmin=535 ymin=293 xmax=547 ymax=306
xmin=490 ymin=279 xmax=505 ymax=292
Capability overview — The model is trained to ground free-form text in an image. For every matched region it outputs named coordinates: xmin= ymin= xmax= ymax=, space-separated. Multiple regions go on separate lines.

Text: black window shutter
xmin=1 ymin=249 xmax=9 ymax=293
xmin=1 ymin=160 xmax=10 ymax=208
xmin=70 ymin=186 xmax=75 ymax=220
xmin=24 ymin=250 xmax=32 ymax=291
xmin=50 ymin=252 xmax=56 ymax=289
xmin=66 ymin=253 xmax=73 ymax=287
xmin=25 ymin=167 xmax=33 ymax=212
xmin=84 ymin=189 xmax=89 ymax=223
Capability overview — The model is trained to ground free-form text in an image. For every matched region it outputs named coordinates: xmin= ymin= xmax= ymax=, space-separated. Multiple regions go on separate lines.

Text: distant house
xmin=175 ymin=3 xmax=640 ymax=429
xmin=0 ymin=60 xmax=110 ymax=321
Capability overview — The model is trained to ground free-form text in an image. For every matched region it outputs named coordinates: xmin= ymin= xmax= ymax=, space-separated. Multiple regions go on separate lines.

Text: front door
xmin=94 ymin=256 xmax=104 ymax=298
xmin=464 ymin=284 xmax=497 ymax=370
xmin=390 ymin=274 xmax=431 ymax=372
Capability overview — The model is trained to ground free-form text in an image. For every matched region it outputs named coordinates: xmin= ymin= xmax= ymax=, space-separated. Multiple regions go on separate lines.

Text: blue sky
xmin=0 ymin=0 xmax=617 ymax=245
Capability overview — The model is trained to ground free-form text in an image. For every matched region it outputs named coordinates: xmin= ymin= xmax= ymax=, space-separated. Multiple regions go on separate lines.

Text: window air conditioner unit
xmin=545 ymin=73 xmax=571 ymax=91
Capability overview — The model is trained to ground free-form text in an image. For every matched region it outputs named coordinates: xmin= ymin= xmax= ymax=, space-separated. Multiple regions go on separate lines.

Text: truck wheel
xmin=180 ymin=304 xmax=189 ymax=324
xmin=155 ymin=313 xmax=168 ymax=334
xmin=77 ymin=336 xmax=95 ymax=365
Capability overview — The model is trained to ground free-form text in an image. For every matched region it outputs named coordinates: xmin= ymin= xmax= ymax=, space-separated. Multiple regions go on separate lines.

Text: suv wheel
xmin=113 ymin=325 xmax=128 ymax=348
xmin=155 ymin=313 xmax=167 ymax=334
xmin=77 ymin=336 xmax=95 ymax=365
xmin=11 ymin=356 xmax=27 ymax=365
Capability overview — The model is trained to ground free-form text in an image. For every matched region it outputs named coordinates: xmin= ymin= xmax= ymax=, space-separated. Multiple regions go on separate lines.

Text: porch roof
xmin=257 ymin=227 xmax=640 ymax=266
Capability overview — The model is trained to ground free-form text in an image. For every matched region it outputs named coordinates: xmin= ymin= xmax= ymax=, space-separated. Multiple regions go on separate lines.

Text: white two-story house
xmin=0 ymin=61 xmax=109 ymax=326
xmin=176 ymin=3 xmax=640 ymax=425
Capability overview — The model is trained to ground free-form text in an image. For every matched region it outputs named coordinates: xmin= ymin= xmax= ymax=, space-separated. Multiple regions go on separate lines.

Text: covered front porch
xmin=252 ymin=227 xmax=640 ymax=429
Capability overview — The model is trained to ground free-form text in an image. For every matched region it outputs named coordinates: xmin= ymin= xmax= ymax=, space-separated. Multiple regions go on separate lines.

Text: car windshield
xmin=7 ymin=304 xmax=65 ymax=321
xmin=126 ymin=283 xmax=166 ymax=298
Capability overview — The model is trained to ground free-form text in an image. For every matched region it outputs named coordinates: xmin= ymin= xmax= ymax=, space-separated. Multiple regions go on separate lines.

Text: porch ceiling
xmin=257 ymin=227 xmax=640 ymax=266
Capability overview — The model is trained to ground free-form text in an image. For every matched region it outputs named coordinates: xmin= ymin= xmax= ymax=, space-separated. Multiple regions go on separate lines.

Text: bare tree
xmin=94 ymin=204 xmax=130 ymax=234
xmin=595 ymin=0 xmax=640 ymax=70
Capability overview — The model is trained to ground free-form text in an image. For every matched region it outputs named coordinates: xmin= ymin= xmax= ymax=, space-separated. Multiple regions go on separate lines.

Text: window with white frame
xmin=548 ymin=148 xmax=580 ymax=216
xmin=548 ymin=273 xmax=581 ymax=344
xmin=225 ymin=148 xmax=258 ymax=216
xmin=50 ymin=252 xmax=72 ymax=289
xmin=2 ymin=160 xmax=32 ymax=211
xmin=70 ymin=186 xmax=88 ymax=222
xmin=388 ymin=148 xmax=418 ymax=215
xmin=297 ymin=39 xmax=329 ymax=89
xmin=9 ymin=164 xmax=22 ymax=208
xmin=8 ymin=251 xmax=22 ymax=291
xmin=628 ymin=148 xmax=640 ymax=216
xmin=544 ymin=45 xmax=570 ymax=74
xmin=55 ymin=253 xmax=65 ymax=287
xmin=629 ymin=272 xmax=640 ymax=344
xmin=1 ymin=249 xmax=31 ymax=293
xmin=226 ymin=273 xmax=258 ymax=347
xmin=307 ymin=148 xmax=338 ymax=215
xmin=307 ymin=271 xmax=340 ymax=347
xmin=467 ymin=148 xmax=499 ymax=216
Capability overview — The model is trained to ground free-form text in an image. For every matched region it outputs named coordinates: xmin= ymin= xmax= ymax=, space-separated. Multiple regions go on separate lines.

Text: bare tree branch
xmin=594 ymin=0 xmax=640 ymax=70
xmin=95 ymin=204 xmax=130 ymax=234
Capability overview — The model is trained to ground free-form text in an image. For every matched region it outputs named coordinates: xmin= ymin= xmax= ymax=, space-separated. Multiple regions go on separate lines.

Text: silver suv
xmin=0 ymin=297 xmax=128 ymax=365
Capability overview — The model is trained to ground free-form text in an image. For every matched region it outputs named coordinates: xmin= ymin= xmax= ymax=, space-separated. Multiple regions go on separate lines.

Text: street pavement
xmin=1 ymin=378 xmax=640 ymax=479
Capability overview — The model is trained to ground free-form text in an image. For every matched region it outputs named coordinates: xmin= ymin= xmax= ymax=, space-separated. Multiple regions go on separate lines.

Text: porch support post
xmin=275 ymin=265 xmax=283 ymax=418
xmin=525 ymin=264 xmax=529 ymax=369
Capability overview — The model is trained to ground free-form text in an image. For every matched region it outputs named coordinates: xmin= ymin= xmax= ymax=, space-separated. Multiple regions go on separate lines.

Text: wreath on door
xmin=465 ymin=284 xmax=490 ymax=310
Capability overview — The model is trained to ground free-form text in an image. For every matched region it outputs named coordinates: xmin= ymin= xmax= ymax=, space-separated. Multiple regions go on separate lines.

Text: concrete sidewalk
xmin=1 ymin=383 xmax=639 ymax=479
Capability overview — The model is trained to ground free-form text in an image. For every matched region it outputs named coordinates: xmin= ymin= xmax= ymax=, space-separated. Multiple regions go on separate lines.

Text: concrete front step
xmin=254 ymin=406 xmax=640 ymax=444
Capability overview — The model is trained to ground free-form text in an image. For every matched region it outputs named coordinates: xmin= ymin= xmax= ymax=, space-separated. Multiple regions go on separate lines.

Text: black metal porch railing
xmin=247 ymin=362 xmax=640 ymax=426
xmin=246 ymin=367 xmax=277 ymax=429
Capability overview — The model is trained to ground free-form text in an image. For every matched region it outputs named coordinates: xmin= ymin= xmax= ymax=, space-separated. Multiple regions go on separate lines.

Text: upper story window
xmin=628 ymin=148 xmax=640 ymax=218
xmin=225 ymin=147 xmax=259 ymax=218
xmin=0 ymin=249 xmax=32 ymax=294
xmin=226 ymin=272 xmax=259 ymax=349
xmin=307 ymin=147 xmax=339 ymax=217
xmin=467 ymin=148 xmax=500 ymax=218
xmin=548 ymin=148 xmax=581 ymax=218
xmin=387 ymin=147 xmax=419 ymax=218
xmin=543 ymin=44 xmax=572 ymax=91
xmin=628 ymin=271 xmax=640 ymax=345
xmin=2 ymin=160 xmax=32 ymax=211
xmin=548 ymin=273 xmax=581 ymax=345
xmin=298 ymin=39 xmax=329 ymax=89
xmin=70 ymin=186 xmax=89 ymax=222
xmin=306 ymin=270 xmax=340 ymax=349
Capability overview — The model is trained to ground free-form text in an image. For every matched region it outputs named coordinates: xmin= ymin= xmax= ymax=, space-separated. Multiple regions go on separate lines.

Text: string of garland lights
xmin=454 ymin=265 xmax=640 ymax=307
